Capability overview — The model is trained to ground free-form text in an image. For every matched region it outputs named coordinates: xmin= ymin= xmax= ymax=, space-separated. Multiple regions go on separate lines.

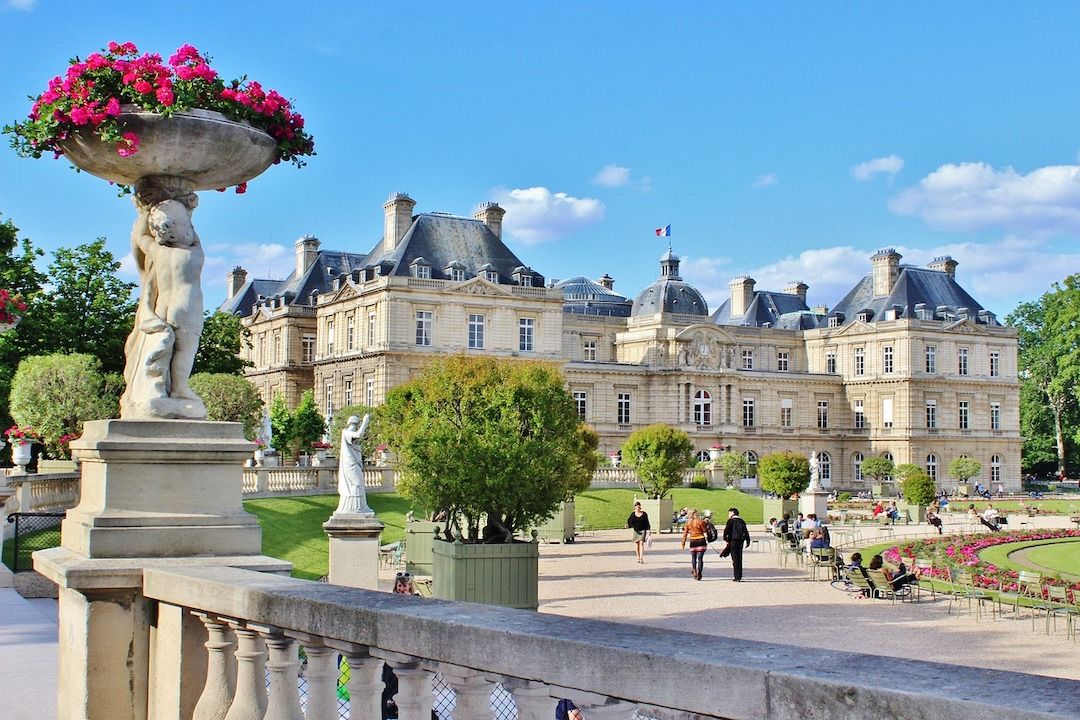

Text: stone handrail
xmin=141 ymin=564 xmax=1071 ymax=720
xmin=4 ymin=472 xmax=80 ymax=513
xmin=590 ymin=467 xmax=705 ymax=488
xmin=240 ymin=466 xmax=398 ymax=499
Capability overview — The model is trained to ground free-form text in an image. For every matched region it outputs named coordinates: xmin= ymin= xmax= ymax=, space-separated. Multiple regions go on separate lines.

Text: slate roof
xmin=556 ymin=276 xmax=633 ymax=317
xmin=362 ymin=214 xmax=540 ymax=284
xmin=219 ymin=249 xmax=369 ymax=316
xmin=822 ymin=265 xmax=999 ymax=327
xmin=631 ymin=250 xmax=709 ymax=317
xmin=711 ymin=291 xmax=819 ymax=329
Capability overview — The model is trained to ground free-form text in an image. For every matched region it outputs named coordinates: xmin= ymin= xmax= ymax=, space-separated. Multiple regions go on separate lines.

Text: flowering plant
xmin=311 ymin=440 xmax=332 ymax=450
xmin=711 ymin=443 xmax=724 ymax=449
xmin=4 ymin=425 xmax=41 ymax=445
xmin=56 ymin=433 xmax=80 ymax=460
xmin=4 ymin=41 xmax=315 ymax=191
xmin=253 ymin=438 xmax=268 ymax=450
xmin=0 ymin=289 xmax=28 ymax=327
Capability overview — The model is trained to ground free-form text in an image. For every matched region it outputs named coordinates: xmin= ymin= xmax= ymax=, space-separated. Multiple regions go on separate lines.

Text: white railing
xmin=139 ymin=564 xmax=1068 ymax=720
xmin=5 ymin=472 xmax=80 ymax=513
xmin=590 ymin=467 xmax=709 ymax=488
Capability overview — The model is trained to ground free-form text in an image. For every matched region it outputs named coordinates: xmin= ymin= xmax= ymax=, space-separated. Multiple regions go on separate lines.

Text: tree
xmin=383 ymin=355 xmax=590 ymax=543
xmin=758 ymin=451 xmax=810 ymax=499
xmin=189 ymin=373 xmax=263 ymax=440
xmin=43 ymin=238 xmax=137 ymax=376
xmin=901 ymin=470 xmax=937 ymax=507
xmin=1008 ymin=276 xmax=1080 ymax=477
xmin=292 ymin=390 xmax=326 ymax=454
xmin=9 ymin=354 xmax=118 ymax=458
xmin=861 ymin=457 xmax=895 ymax=486
xmin=622 ymin=425 xmax=694 ymax=499
xmin=269 ymin=394 xmax=293 ymax=456
xmin=949 ymin=456 xmax=982 ymax=484
xmin=194 ymin=311 xmax=253 ymax=375
xmin=893 ymin=463 xmax=922 ymax=485
xmin=717 ymin=451 xmax=749 ymax=487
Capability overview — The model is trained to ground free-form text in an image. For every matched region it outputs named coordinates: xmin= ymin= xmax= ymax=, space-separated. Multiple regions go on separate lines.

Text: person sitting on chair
xmin=926 ymin=509 xmax=944 ymax=535
xmin=980 ymin=504 xmax=1001 ymax=531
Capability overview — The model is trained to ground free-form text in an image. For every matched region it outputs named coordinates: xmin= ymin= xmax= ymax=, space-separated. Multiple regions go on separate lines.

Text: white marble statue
xmin=808 ymin=451 xmax=823 ymax=491
xmin=120 ymin=180 xmax=207 ymax=420
xmin=335 ymin=413 xmax=373 ymax=515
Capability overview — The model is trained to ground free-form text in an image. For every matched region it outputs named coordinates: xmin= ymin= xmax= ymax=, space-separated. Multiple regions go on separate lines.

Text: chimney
xmin=871 ymin=248 xmax=902 ymax=296
xmin=729 ymin=276 xmax=756 ymax=318
xmin=226 ymin=266 xmax=247 ymax=300
xmin=928 ymin=255 xmax=958 ymax=278
xmin=473 ymin=202 xmax=506 ymax=241
xmin=383 ymin=192 xmax=416 ymax=252
xmin=598 ymin=273 xmax=614 ymax=290
xmin=783 ymin=281 xmax=809 ymax=305
xmin=294 ymin=235 xmax=320 ymax=276
xmin=811 ymin=304 xmax=829 ymax=316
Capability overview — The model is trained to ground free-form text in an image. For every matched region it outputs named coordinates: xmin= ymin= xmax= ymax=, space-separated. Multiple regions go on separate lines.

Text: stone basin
xmin=58 ymin=108 xmax=277 ymax=190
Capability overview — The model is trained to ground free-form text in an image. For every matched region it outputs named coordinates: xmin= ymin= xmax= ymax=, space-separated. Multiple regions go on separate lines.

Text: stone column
xmin=323 ymin=513 xmax=385 ymax=589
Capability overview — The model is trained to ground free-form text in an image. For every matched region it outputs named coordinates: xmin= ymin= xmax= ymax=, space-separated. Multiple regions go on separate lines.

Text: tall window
xmin=826 ymin=351 xmax=836 ymax=374
xmin=519 ymin=317 xmax=534 ymax=352
xmin=367 ymin=312 xmax=376 ymax=347
xmin=958 ymin=348 xmax=969 ymax=376
xmin=365 ymin=378 xmax=374 ymax=406
xmin=744 ymin=451 xmax=758 ymax=478
xmin=468 ymin=313 xmax=485 ymax=350
xmin=583 ymin=338 xmax=597 ymax=361
xmin=258 ymin=333 xmax=266 ymax=367
xmin=780 ymin=398 xmax=793 ymax=427
xmin=854 ymin=347 xmax=865 ymax=376
xmin=926 ymin=345 xmax=936 ymax=373
xmin=617 ymin=392 xmax=631 ymax=425
xmin=958 ymin=400 xmax=970 ymax=429
xmin=853 ymin=399 xmax=865 ymax=428
xmin=882 ymin=397 xmax=893 ymax=428
xmin=273 ymin=332 xmax=282 ymax=364
xmin=853 ymin=452 xmax=864 ymax=482
xmin=344 ymin=380 xmax=353 ymax=407
xmin=817 ymin=400 xmax=829 ymax=429
xmin=883 ymin=345 xmax=894 ymax=374
xmin=301 ymin=334 xmax=316 ymax=364
xmin=990 ymin=402 xmax=1001 ymax=430
xmin=346 ymin=315 xmax=355 ymax=351
xmin=573 ymin=391 xmax=587 ymax=420
xmin=450 ymin=268 xmax=466 ymax=282
xmin=818 ymin=452 xmax=831 ymax=483
xmin=989 ymin=351 xmax=1000 ymax=377
xmin=742 ymin=398 xmax=755 ymax=427
xmin=415 ymin=310 xmax=432 ymax=346
xmin=325 ymin=381 xmax=333 ymax=416
xmin=925 ymin=399 xmax=937 ymax=429
xmin=326 ymin=320 xmax=335 ymax=356
xmin=741 ymin=349 xmax=754 ymax=370
xmin=991 ymin=455 xmax=1002 ymax=485
xmin=693 ymin=390 xmax=712 ymax=426
xmin=777 ymin=351 xmax=789 ymax=372
xmin=927 ymin=453 xmax=938 ymax=481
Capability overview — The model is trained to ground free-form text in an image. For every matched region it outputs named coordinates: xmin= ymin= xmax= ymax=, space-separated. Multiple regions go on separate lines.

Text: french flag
xmin=655 ymin=224 xmax=671 ymax=237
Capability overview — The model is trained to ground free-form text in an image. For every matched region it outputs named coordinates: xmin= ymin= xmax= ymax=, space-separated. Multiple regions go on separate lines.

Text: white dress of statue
xmin=335 ymin=414 xmax=373 ymax=515
xmin=808 ymin=451 xmax=823 ymax=492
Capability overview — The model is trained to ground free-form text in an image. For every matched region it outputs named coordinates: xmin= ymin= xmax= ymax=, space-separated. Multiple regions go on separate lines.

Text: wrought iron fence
xmin=5 ymin=512 xmax=64 ymax=572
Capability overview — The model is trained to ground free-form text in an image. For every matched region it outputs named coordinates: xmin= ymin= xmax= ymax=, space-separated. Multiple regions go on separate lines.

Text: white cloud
xmin=490 ymin=186 xmax=605 ymax=244
xmin=852 ymin=154 xmax=904 ymax=181
xmin=753 ymin=173 xmax=779 ymax=188
xmin=889 ymin=161 xmax=1080 ymax=234
xmin=6 ymin=0 xmax=37 ymax=9
xmin=592 ymin=165 xmax=632 ymax=188
xmin=200 ymin=242 xmax=293 ymax=288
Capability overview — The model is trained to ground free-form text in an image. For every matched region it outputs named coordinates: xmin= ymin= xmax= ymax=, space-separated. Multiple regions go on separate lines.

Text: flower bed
xmin=882 ymin=530 xmax=1080 ymax=597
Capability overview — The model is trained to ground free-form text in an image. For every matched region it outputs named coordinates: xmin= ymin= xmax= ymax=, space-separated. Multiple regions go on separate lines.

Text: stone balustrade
xmin=4 ymin=472 xmax=80 ymax=514
xmin=140 ymin=564 xmax=1068 ymax=720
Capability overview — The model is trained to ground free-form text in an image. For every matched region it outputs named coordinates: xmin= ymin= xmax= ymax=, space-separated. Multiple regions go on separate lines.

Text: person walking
xmin=626 ymin=501 xmax=651 ymax=563
xmin=722 ymin=507 xmax=751 ymax=581
xmin=680 ymin=508 xmax=708 ymax=580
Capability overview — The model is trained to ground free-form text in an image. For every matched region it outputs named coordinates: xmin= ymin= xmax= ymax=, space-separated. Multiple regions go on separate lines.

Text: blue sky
xmin=3 ymin=2 xmax=1079 ymax=317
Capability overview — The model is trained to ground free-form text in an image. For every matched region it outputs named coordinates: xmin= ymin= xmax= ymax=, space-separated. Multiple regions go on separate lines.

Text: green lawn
xmin=575 ymin=488 xmax=762 ymax=528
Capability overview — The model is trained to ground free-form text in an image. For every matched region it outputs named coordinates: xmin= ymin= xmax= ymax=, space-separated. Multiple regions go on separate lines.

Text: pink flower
xmin=155 ymin=86 xmax=174 ymax=106
xmin=235 ymin=182 xmax=247 ymax=194
xmin=133 ymin=79 xmax=152 ymax=94
xmin=115 ymin=131 xmax=139 ymax=157
xmin=105 ymin=97 xmax=121 ymax=116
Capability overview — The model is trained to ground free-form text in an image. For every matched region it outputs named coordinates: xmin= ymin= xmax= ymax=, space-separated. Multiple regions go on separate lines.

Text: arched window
xmin=744 ymin=450 xmax=758 ymax=478
xmin=693 ymin=390 xmax=712 ymax=427
xmin=991 ymin=455 xmax=1001 ymax=485
xmin=695 ymin=450 xmax=711 ymax=463
xmin=853 ymin=452 xmax=864 ymax=482
xmin=881 ymin=451 xmax=894 ymax=481
xmin=926 ymin=453 xmax=938 ymax=481
xmin=819 ymin=451 xmax=831 ymax=485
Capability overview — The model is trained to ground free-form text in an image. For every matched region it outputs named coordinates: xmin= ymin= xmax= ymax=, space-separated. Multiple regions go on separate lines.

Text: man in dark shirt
xmin=722 ymin=507 xmax=752 ymax=581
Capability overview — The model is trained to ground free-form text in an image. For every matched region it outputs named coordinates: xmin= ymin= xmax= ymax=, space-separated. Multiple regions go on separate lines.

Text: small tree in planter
xmin=862 ymin=456 xmax=895 ymax=495
xmin=622 ymin=424 xmax=693 ymax=499
xmin=718 ymin=451 xmax=749 ymax=488
xmin=759 ymin=451 xmax=810 ymax=499
xmin=901 ymin=470 xmax=936 ymax=522
xmin=949 ymin=456 xmax=982 ymax=487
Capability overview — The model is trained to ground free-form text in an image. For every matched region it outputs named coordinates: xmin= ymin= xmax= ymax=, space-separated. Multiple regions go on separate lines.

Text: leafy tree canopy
xmin=893 ymin=463 xmax=923 ymax=484
xmin=194 ymin=311 xmax=253 ymax=375
xmin=382 ymin=355 xmax=590 ymax=543
xmin=717 ymin=451 xmax=749 ymax=486
xmin=949 ymin=456 xmax=983 ymax=483
xmin=189 ymin=373 xmax=263 ymax=440
xmin=0 ymin=215 xmax=49 ymax=432
xmin=292 ymin=390 xmax=326 ymax=452
xmin=758 ymin=451 xmax=810 ymax=499
xmin=901 ymin=470 xmax=937 ymax=507
xmin=622 ymin=424 xmax=694 ymax=499
xmin=269 ymin=394 xmax=293 ymax=456
xmin=861 ymin=457 xmax=895 ymax=483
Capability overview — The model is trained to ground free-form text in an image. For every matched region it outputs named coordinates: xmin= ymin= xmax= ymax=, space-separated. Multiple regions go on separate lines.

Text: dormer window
xmin=450 ymin=269 xmax=466 ymax=282
xmin=485 ymin=270 xmax=498 ymax=283
xmin=521 ymin=275 xmax=533 ymax=287
xmin=857 ymin=312 xmax=870 ymax=323
xmin=828 ymin=317 xmax=840 ymax=328
xmin=410 ymin=257 xmax=431 ymax=279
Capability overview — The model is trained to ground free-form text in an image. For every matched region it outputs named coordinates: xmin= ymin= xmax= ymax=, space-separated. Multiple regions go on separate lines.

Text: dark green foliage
xmin=758 ymin=451 xmax=810 ymax=499
xmin=622 ymin=424 xmax=694 ymax=499
xmin=189 ymin=373 xmax=263 ymax=440
xmin=194 ymin=311 xmax=253 ymax=375
xmin=901 ymin=470 xmax=937 ymax=506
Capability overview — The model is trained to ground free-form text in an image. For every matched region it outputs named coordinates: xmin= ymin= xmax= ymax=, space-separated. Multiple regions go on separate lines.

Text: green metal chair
xmin=995 ymin=570 xmax=1041 ymax=622
xmin=808 ymin=547 xmax=837 ymax=581
xmin=1043 ymin=585 xmax=1072 ymax=635
xmin=948 ymin=569 xmax=993 ymax=620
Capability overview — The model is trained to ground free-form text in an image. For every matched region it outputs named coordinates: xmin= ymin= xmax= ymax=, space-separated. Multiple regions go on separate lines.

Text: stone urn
xmin=709 ymin=447 xmax=721 ymax=462
xmin=10 ymin=441 xmax=32 ymax=472
xmin=253 ymin=448 xmax=265 ymax=466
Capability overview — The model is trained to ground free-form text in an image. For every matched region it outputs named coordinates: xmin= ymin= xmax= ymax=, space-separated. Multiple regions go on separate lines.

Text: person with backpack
xmin=680 ymin=508 xmax=709 ymax=580
xmin=721 ymin=507 xmax=752 ymax=581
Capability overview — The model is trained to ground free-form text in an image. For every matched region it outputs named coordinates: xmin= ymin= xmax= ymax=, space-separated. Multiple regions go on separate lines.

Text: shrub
xmin=901 ymin=471 xmax=937 ymax=506
xmin=758 ymin=451 xmax=810 ymax=499
xmin=622 ymin=424 xmax=694 ymax=499
xmin=689 ymin=474 xmax=709 ymax=489
xmin=189 ymin=372 xmax=262 ymax=440
xmin=837 ymin=492 xmax=853 ymax=502
xmin=949 ymin=456 xmax=983 ymax=483
xmin=718 ymin=451 xmax=749 ymax=487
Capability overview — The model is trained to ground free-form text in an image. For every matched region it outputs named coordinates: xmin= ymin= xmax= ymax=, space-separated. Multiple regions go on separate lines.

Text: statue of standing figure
xmin=808 ymin=451 xmax=822 ymax=491
xmin=335 ymin=414 xmax=373 ymax=515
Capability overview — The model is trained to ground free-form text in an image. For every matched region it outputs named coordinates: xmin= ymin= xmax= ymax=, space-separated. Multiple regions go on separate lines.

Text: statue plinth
xmin=324 ymin=513 xmax=385 ymax=590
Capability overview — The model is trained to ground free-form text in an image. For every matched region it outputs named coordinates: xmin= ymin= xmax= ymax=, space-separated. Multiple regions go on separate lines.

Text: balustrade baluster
xmin=328 ymin=642 xmax=383 ymax=720
xmin=222 ymin=622 xmax=268 ymax=720
xmin=253 ymin=625 xmax=304 ymax=720
xmin=289 ymin=633 xmax=338 ymax=720
xmin=191 ymin=613 xmax=237 ymax=720
xmin=440 ymin=668 xmax=497 ymax=720
xmin=381 ymin=655 xmax=434 ymax=720
xmin=505 ymin=680 xmax=555 ymax=720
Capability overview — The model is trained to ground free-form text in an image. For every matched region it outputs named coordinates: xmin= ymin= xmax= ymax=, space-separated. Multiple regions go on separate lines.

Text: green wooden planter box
xmin=637 ymin=497 xmax=673 ymax=533
xmin=534 ymin=500 xmax=576 ymax=543
xmin=404 ymin=520 xmax=441 ymax=576
xmin=762 ymin=498 xmax=799 ymax=525
xmin=432 ymin=539 xmax=539 ymax=610
xmin=899 ymin=502 xmax=928 ymax=523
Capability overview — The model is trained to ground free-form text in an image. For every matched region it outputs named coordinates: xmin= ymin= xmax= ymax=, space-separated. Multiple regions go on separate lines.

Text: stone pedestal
xmin=799 ymin=488 xmax=829 ymax=522
xmin=324 ymin=513 xmax=384 ymax=589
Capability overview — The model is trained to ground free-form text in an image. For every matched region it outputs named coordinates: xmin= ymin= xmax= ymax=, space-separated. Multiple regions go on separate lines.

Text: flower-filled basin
xmin=59 ymin=109 xmax=277 ymax=190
